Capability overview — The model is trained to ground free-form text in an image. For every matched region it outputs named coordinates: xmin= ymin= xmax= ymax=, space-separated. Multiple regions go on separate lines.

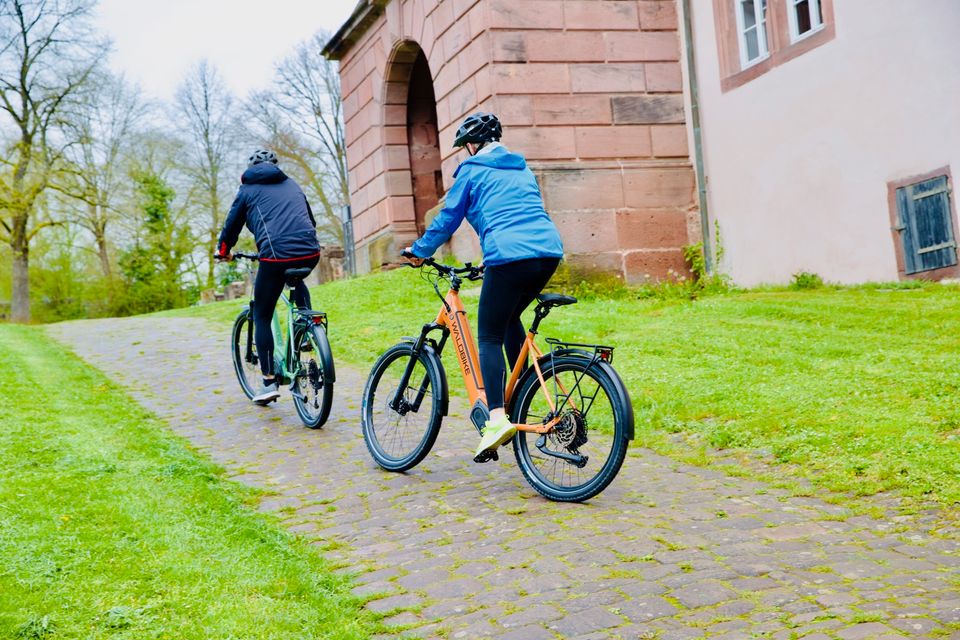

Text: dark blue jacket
xmin=411 ymin=144 xmax=563 ymax=266
xmin=218 ymin=164 xmax=320 ymax=261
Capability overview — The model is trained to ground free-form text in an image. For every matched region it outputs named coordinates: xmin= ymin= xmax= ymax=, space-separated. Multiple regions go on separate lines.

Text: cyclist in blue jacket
xmin=216 ymin=149 xmax=321 ymax=405
xmin=404 ymin=112 xmax=564 ymax=462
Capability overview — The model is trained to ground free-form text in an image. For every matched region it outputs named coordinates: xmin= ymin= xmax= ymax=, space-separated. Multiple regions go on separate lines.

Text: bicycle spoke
xmin=367 ymin=352 xmax=437 ymax=462
xmin=515 ymin=361 xmax=623 ymax=496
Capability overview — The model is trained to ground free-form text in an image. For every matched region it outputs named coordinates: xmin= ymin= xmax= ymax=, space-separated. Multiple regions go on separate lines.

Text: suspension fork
xmin=389 ymin=323 xmax=446 ymax=413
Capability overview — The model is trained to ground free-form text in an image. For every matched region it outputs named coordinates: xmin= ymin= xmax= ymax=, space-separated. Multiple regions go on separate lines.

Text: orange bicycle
xmin=360 ymin=254 xmax=634 ymax=502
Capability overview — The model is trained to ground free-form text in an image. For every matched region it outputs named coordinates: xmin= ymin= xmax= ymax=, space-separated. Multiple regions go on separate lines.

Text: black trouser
xmin=253 ymin=255 xmax=319 ymax=377
xmin=478 ymin=257 xmax=560 ymax=411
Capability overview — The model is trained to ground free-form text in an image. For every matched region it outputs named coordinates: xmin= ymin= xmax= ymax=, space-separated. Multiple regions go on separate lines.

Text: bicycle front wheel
xmin=512 ymin=355 xmax=631 ymax=502
xmin=361 ymin=343 xmax=444 ymax=471
xmin=231 ymin=308 xmax=259 ymax=399
xmin=291 ymin=324 xmax=334 ymax=429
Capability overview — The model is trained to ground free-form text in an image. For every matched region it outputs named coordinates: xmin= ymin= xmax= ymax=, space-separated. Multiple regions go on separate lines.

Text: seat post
xmin=529 ymin=303 xmax=550 ymax=334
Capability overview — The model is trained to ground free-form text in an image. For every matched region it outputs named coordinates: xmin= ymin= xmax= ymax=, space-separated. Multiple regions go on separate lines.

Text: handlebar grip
xmin=401 ymin=249 xmax=416 ymax=259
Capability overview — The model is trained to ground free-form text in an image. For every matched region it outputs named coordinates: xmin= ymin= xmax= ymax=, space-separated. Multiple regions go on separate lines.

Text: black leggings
xmin=253 ymin=255 xmax=319 ymax=376
xmin=478 ymin=257 xmax=560 ymax=411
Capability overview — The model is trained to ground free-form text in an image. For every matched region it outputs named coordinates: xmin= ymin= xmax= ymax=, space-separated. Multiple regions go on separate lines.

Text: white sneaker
xmin=252 ymin=382 xmax=280 ymax=405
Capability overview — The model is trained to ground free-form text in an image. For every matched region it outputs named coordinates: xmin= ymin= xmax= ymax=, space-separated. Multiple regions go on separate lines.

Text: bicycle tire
xmin=231 ymin=308 xmax=259 ymax=400
xmin=291 ymin=324 xmax=334 ymax=429
xmin=361 ymin=343 xmax=444 ymax=471
xmin=512 ymin=355 xmax=631 ymax=502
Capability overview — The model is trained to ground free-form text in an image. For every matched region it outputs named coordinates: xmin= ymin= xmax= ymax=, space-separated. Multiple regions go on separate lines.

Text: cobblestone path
xmin=50 ymin=317 xmax=959 ymax=639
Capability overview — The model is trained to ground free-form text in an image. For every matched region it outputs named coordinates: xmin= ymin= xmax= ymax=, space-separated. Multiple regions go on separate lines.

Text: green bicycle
xmin=228 ymin=252 xmax=335 ymax=428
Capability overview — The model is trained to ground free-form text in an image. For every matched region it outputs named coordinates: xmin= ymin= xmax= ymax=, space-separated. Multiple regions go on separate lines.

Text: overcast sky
xmin=93 ymin=0 xmax=358 ymax=102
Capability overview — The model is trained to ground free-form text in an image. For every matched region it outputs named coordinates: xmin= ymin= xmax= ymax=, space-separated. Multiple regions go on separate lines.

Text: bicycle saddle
xmin=284 ymin=268 xmax=313 ymax=286
xmin=536 ymin=293 xmax=578 ymax=308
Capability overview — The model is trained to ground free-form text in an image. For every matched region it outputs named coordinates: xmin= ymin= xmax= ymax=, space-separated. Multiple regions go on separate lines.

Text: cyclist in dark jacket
xmin=404 ymin=113 xmax=564 ymax=462
xmin=216 ymin=149 xmax=321 ymax=405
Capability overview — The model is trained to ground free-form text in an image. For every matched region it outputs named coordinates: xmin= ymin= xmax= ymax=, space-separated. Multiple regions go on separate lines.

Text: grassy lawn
xmin=164 ymin=268 xmax=960 ymax=512
xmin=0 ymin=325 xmax=379 ymax=639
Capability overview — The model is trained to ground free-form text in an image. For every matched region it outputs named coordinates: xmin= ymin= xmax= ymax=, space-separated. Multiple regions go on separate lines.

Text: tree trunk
xmin=98 ymin=240 xmax=112 ymax=280
xmin=207 ymin=175 xmax=219 ymax=290
xmin=207 ymin=227 xmax=216 ymax=289
xmin=10 ymin=214 xmax=30 ymax=323
xmin=87 ymin=203 xmax=112 ymax=279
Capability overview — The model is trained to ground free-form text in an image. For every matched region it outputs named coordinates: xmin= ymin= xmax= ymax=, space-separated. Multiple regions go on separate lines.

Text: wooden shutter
xmin=895 ymin=176 xmax=956 ymax=274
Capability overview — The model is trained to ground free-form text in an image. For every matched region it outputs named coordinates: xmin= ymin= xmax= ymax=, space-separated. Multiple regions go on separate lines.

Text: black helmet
xmin=452 ymin=112 xmax=502 ymax=148
xmin=247 ymin=149 xmax=278 ymax=167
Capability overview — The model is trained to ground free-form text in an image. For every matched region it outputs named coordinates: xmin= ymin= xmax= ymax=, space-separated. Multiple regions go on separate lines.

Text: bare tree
xmin=246 ymin=32 xmax=348 ymax=245
xmin=175 ymin=60 xmax=237 ymax=288
xmin=0 ymin=0 xmax=107 ymax=321
xmin=60 ymin=73 xmax=147 ymax=280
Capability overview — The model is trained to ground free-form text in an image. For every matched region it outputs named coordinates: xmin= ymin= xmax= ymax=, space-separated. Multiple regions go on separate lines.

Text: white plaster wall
xmin=689 ymin=0 xmax=960 ymax=285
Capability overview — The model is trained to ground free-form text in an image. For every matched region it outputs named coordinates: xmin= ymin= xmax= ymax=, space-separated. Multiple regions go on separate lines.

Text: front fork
xmin=389 ymin=323 xmax=448 ymax=414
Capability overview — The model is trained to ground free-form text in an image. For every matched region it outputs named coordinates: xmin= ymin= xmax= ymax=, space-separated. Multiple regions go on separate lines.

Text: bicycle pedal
xmin=472 ymin=449 xmax=499 ymax=464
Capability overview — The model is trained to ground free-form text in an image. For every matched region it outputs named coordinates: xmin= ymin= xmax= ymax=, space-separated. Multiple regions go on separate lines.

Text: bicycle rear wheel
xmin=231 ymin=308 xmax=259 ymax=399
xmin=291 ymin=324 xmax=334 ymax=429
xmin=361 ymin=343 xmax=444 ymax=471
xmin=511 ymin=355 xmax=631 ymax=502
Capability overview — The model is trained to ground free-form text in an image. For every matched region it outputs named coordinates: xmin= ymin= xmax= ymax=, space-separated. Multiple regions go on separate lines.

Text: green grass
xmin=163 ymin=269 xmax=960 ymax=511
xmin=0 ymin=325 xmax=379 ymax=639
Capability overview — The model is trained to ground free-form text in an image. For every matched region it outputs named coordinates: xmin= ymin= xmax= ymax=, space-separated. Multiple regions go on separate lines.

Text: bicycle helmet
xmin=247 ymin=148 xmax=279 ymax=167
xmin=452 ymin=112 xmax=502 ymax=148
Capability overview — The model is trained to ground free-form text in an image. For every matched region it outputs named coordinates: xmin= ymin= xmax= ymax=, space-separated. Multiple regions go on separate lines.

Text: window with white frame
xmin=787 ymin=0 xmax=824 ymax=42
xmin=735 ymin=0 xmax=769 ymax=69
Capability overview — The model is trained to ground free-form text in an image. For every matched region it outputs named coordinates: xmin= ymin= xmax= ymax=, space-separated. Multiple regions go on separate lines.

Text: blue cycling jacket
xmin=411 ymin=145 xmax=564 ymax=266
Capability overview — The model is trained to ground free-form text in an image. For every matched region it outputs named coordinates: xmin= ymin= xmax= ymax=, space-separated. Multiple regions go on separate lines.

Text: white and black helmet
xmin=453 ymin=112 xmax=502 ymax=148
xmin=248 ymin=148 xmax=279 ymax=167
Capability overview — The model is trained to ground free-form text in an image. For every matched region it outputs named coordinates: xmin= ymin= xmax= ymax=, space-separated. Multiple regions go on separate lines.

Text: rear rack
xmin=545 ymin=337 xmax=615 ymax=364
xmin=296 ymin=309 xmax=327 ymax=329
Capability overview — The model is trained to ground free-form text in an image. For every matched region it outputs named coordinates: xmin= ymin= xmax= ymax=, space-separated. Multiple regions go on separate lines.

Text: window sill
xmin=739 ymin=53 xmax=771 ymax=70
xmin=789 ymin=23 xmax=826 ymax=45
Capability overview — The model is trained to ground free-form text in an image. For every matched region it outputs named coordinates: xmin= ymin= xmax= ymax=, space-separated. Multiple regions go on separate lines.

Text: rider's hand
xmin=215 ymin=252 xmax=232 ymax=262
xmin=402 ymin=247 xmax=424 ymax=267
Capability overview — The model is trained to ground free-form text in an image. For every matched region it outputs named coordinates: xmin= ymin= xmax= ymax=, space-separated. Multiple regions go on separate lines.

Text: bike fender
xmin=510 ymin=351 xmax=635 ymax=441
xmin=314 ymin=326 xmax=336 ymax=384
xmin=401 ymin=339 xmax=449 ymax=417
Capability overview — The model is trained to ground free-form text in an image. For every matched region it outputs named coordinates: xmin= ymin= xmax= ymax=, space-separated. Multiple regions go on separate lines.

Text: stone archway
xmin=406 ymin=50 xmax=443 ymax=235
xmin=383 ymin=41 xmax=443 ymax=239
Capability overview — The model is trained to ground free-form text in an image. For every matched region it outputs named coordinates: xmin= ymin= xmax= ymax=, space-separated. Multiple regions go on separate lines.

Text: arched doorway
xmin=406 ymin=50 xmax=443 ymax=235
xmin=383 ymin=42 xmax=443 ymax=238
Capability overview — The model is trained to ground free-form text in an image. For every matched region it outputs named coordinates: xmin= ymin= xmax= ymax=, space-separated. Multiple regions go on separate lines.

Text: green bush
xmin=790 ymin=271 xmax=825 ymax=290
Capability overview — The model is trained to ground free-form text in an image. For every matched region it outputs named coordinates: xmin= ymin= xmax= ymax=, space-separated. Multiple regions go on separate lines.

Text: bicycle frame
xmin=402 ymin=283 xmax=565 ymax=435
xmin=234 ymin=253 xmax=308 ymax=385
xmin=269 ymin=292 xmax=298 ymax=382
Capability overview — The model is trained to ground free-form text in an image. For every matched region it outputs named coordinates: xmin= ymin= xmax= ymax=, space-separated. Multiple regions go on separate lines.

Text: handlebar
xmin=214 ymin=252 xmax=259 ymax=262
xmin=401 ymin=250 xmax=484 ymax=281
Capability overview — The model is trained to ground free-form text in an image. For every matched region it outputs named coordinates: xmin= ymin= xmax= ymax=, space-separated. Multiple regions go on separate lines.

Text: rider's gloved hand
xmin=214 ymin=243 xmax=232 ymax=262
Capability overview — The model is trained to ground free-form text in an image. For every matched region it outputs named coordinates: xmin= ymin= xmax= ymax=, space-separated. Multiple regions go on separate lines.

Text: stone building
xmin=323 ymin=0 xmax=700 ymax=281
xmin=326 ymin=0 xmax=959 ymax=285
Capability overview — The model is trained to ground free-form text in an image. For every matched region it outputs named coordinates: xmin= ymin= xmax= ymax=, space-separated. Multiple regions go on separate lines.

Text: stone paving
xmin=50 ymin=316 xmax=959 ymax=639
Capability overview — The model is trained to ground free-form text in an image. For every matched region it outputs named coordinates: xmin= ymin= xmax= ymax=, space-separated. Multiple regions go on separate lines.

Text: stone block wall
xmin=327 ymin=0 xmax=700 ymax=281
